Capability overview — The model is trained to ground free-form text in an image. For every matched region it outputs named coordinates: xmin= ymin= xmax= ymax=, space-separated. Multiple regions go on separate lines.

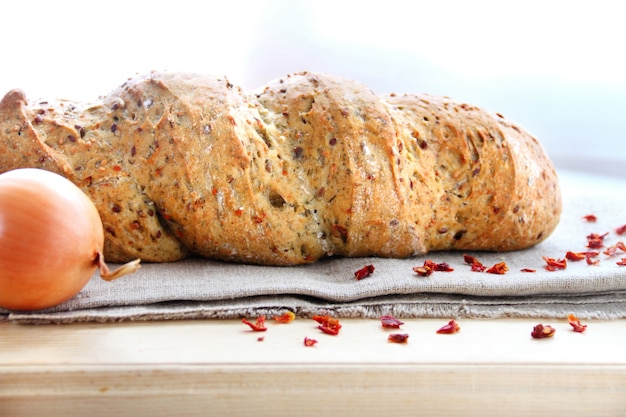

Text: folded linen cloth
xmin=3 ymin=169 xmax=626 ymax=323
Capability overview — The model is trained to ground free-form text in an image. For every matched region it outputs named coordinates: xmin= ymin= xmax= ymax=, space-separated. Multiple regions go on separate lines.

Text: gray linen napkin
xmin=3 ymin=169 xmax=626 ymax=323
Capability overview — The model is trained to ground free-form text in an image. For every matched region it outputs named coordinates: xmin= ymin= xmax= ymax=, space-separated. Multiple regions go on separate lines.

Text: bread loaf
xmin=0 ymin=71 xmax=561 ymax=265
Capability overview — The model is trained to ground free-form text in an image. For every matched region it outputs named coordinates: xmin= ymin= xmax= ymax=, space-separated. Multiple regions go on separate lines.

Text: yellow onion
xmin=0 ymin=168 xmax=139 ymax=311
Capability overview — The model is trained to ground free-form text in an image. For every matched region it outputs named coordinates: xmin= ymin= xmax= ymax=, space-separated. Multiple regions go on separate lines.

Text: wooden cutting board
xmin=0 ymin=317 xmax=625 ymax=416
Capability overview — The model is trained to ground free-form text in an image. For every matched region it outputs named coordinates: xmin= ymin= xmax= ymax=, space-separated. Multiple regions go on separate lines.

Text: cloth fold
xmin=2 ymin=170 xmax=626 ymax=323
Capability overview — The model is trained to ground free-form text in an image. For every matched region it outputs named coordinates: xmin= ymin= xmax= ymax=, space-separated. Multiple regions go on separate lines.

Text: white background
xmin=1 ymin=0 xmax=624 ymax=176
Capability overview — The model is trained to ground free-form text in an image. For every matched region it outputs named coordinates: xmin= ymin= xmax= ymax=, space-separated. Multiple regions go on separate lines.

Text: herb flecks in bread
xmin=0 ymin=72 xmax=561 ymax=265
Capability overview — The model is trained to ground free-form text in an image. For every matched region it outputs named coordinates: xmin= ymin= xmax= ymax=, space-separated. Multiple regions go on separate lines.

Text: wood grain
xmin=1 ymin=318 xmax=625 ymax=416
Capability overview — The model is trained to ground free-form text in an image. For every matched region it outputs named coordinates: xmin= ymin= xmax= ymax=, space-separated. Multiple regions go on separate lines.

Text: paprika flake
xmin=242 ymin=316 xmax=267 ymax=332
xmin=463 ymin=254 xmax=487 ymax=272
xmin=303 ymin=337 xmax=318 ymax=347
xmin=616 ymin=224 xmax=626 ymax=235
xmin=586 ymin=232 xmax=609 ymax=249
xmin=543 ymin=256 xmax=567 ymax=271
xmin=582 ymin=214 xmax=597 ymax=222
xmin=531 ymin=324 xmax=556 ymax=339
xmin=354 ymin=264 xmax=375 ymax=280
xmin=486 ymin=262 xmax=509 ymax=275
xmin=567 ymin=314 xmax=588 ymax=333
xmin=273 ymin=311 xmax=296 ymax=323
xmin=380 ymin=315 xmax=404 ymax=329
xmin=436 ymin=319 xmax=461 ymax=334
xmin=413 ymin=260 xmax=453 ymax=276
xmin=387 ymin=333 xmax=409 ymax=344
xmin=312 ymin=315 xmax=342 ymax=335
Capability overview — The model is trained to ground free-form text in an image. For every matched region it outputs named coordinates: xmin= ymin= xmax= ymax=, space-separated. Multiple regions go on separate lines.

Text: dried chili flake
xmin=582 ymin=214 xmax=597 ymax=222
xmin=567 ymin=314 xmax=587 ymax=333
xmin=521 ymin=268 xmax=536 ymax=273
xmin=273 ymin=311 xmax=296 ymax=323
xmin=380 ymin=315 xmax=404 ymax=329
xmin=413 ymin=259 xmax=453 ymax=276
xmin=586 ymin=232 xmax=609 ymax=249
xmin=542 ymin=256 xmax=567 ymax=271
xmin=531 ymin=324 xmax=556 ymax=339
xmin=313 ymin=315 xmax=342 ymax=335
xmin=565 ymin=251 xmax=585 ymax=261
xmin=354 ymin=264 xmax=375 ymax=280
xmin=617 ymin=258 xmax=626 ymax=266
xmin=616 ymin=224 xmax=626 ymax=235
xmin=304 ymin=337 xmax=318 ymax=347
xmin=387 ymin=333 xmax=409 ymax=344
xmin=413 ymin=264 xmax=433 ymax=277
xmin=257 ymin=336 xmax=265 ymax=342
xmin=436 ymin=320 xmax=461 ymax=334
xmin=463 ymin=254 xmax=486 ymax=272
xmin=604 ymin=242 xmax=626 ymax=257
xmin=242 ymin=316 xmax=267 ymax=332
xmin=486 ymin=262 xmax=509 ymax=275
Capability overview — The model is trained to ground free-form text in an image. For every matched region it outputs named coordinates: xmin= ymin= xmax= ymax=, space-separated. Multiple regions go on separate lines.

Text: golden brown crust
xmin=0 ymin=71 xmax=561 ymax=265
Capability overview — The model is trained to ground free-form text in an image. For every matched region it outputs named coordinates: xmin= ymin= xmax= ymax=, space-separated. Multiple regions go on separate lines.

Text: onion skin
xmin=0 ymin=168 xmax=121 ymax=311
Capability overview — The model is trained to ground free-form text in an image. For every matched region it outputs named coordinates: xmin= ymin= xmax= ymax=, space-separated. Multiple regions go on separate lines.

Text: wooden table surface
xmin=1 ymin=317 xmax=625 ymax=417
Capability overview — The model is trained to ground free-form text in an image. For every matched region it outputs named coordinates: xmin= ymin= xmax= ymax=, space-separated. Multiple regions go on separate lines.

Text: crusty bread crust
xmin=0 ymin=71 xmax=561 ymax=265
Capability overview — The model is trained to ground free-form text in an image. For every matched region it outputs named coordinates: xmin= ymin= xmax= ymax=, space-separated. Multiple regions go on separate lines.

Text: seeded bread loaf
xmin=0 ymin=71 xmax=561 ymax=265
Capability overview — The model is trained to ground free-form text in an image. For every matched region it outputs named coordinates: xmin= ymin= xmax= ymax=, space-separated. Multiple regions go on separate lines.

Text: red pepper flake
xmin=463 ymin=254 xmax=486 ymax=272
xmin=234 ymin=207 xmax=244 ymax=216
xmin=531 ymin=324 xmax=556 ymax=339
xmin=436 ymin=319 xmax=461 ymax=334
xmin=380 ymin=315 xmax=404 ymax=329
xmin=354 ymin=264 xmax=375 ymax=280
xmin=413 ymin=260 xmax=454 ymax=276
xmin=486 ymin=262 xmax=509 ymax=275
xmin=304 ymin=337 xmax=318 ymax=347
xmin=542 ymin=256 xmax=567 ymax=271
xmin=387 ymin=333 xmax=409 ymax=344
xmin=616 ymin=224 xmax=626 ymax=235
xmin=273 ymin=311 xmax=296 ymax=323
xmin=521 ymin=268 xmax=536 ymax=273
xmin=586 ymin=232 xmax=609 ymax=249
xmin=313 ymin=315 xmax=342 ymax=335
xmin=242 ymin=316 xmax=267 ymax=332
xmin=567 ymin=314 xmax=587 ymax=333
xmin=257 ymin=336 xmax=265 ymax=342
xmin=617 ymin=258 xmax=626 ymax=266
xmin=603 ymin=242 xmax=626 ymax=257
xmin=582 ymin=214 xmax=597 ymax=222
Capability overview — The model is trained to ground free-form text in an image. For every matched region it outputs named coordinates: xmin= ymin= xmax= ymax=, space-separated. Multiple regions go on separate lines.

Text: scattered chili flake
xmin=463 ymin=254 xmax=486 ymax=272
xmin=604 ymin=242 xmax=626 ymax=257
xmin=242 ymin=316 xmax=267 ymax=332
xmin=387 ymin=333 xmax=409 ymax=344
xmin=617 ymin=258 xmax=626 ymax=266
xmin=616 ymin=224 xmax=626 ymax=235
xmin=521 ymin=268 xmax=536 ymax=273
xmin=436 ymin=320 xmax=461 ymax=334
xmin=531 ymin=324 xmax=556 ymax=339
xmin=413 ymin=264 xmax=433 ymax=277
xmin=586 ymin=253 xmax=600 ymax=266
xmin=380 ymin=315 xmax=404 ymax=329
xmin=543 ymin=256 xmax=567 ymax=271
xmin=486 ymin=262 xmax=509 ymax=275
xmin=413 ymin=259 xmax=454 ymax=276
xmin=586 ymin=232 xmax=609 ymax=249
xmin=567 ymin=314 xmax=587 ymax=333
xmin=565 ymin=251 xmax=585 ymax=261
xmin=313 ymin=315 xmax=342 ymax=335
xmin=257 ymin=336 xmax=265 ymax=342
xmin=273 ymin=311 xmax=296 ymax=323
xmin=582 ymin=214 xmax=597 ymax=222
xmin=304 ymin=337 xmax=318 ymax=347
xmin=354 ymin=264 xmax=375 ymax=280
